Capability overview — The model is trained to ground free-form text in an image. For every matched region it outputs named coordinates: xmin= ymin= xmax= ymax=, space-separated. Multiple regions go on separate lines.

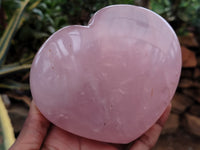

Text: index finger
xmin=129 ymin=104 xmax=171 ymax=150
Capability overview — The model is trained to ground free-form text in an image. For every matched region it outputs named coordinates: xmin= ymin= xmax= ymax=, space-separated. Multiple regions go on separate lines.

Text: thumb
xmin=9 ymin=101 xmax=50 ymax=150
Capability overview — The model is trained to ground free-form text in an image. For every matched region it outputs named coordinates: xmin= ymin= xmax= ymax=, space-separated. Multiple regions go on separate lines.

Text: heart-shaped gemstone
xmin=30 ymin=5 xmax=181 ymax=143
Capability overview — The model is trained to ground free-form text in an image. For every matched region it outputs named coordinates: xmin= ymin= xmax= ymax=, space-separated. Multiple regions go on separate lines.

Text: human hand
xmin=9 ymin=101 xmax=171 ymax=150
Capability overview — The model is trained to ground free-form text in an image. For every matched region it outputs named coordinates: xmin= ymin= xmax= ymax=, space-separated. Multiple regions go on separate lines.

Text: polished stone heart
xmin=30 ymin=5 xmax=182 ymax=143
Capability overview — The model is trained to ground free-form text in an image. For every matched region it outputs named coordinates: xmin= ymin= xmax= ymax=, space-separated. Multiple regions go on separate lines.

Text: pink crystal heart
xmin=30 ymin=5 xmax=182 ymax=143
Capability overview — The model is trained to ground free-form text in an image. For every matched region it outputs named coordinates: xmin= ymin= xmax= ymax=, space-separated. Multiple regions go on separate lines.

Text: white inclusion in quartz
xmin=59 ymin=113 xmax=69 ymax=120
xmin=59 ymin=114 xmax=64 ymax=118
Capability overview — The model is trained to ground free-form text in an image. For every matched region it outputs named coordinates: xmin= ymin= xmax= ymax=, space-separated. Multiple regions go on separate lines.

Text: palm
xmin=10 ymin=102 xmax=171 ymax=150
xmin=42 ymin=125 xmax=119 ymax=150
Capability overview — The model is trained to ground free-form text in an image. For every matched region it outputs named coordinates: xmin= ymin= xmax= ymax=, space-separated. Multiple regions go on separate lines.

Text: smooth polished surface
xmin=30 ymin=5 xmax=182 ymax=143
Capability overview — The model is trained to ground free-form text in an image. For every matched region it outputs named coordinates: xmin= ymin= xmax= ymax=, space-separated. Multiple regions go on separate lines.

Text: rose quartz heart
xmin=30 ymin=5 xmax=182 ymax=143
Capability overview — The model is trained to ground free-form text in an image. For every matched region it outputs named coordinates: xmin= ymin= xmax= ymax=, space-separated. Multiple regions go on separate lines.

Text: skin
xmin=9 ymin=101 xmax=171 ymax=150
